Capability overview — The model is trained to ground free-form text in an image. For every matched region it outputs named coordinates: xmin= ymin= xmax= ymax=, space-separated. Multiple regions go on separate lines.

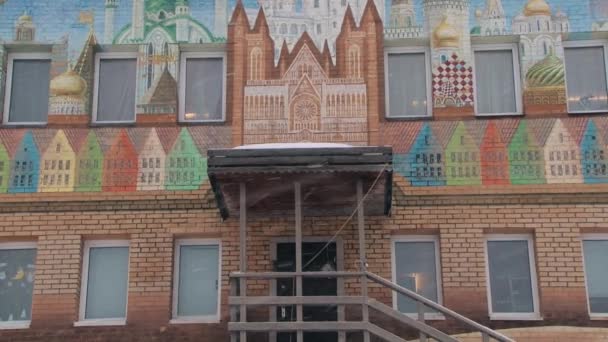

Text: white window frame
xmin=562 ymin=40 xmax=608 ymax=114
xmin=391 ymin=235 xmax=444 ymax=320
xmin=472 ymin=43 xmax=523 ymax=117
xmin=0 ymin=242 xmax=37 ymax=330
xmin=384 ymin=46 xmax=433 ymax=119
xmin=75 ymin=240 xmax=130 ymax=327
xmin=92 ymin=52 xmax=138 ymax=124
xmin=484 ymin=234 xmax=541 ymax=320
xmin=178 ymin=52 xmax=227 ymax=123
xmin=581 ymin=233 xmax=608 ymax=319
xmin=2 ymin=53 xmax=51 ymax=126
xmin=171 ymin=238 xmax=222 ymax=324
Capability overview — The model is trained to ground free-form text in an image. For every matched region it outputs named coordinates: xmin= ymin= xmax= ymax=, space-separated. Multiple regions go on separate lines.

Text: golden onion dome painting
xmin=523 ymin=0 xmax=552 ymax=17
xmin=433 ymin=16 xmax=460 ymax=49
xmin=17 ymin=12 xmax=33 ymax=24
xmin=50 ymin=69 xmax=87 ymax=98
xmin=526 ymin=53 xmax=565 ymax=88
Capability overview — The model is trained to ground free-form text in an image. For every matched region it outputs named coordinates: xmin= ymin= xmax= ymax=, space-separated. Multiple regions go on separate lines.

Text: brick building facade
xmin=0 ymin=0 xmax=608 ymax=341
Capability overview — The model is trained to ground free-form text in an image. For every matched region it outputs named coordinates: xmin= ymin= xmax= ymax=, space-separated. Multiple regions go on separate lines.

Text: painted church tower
xmin=475 ymin=0 xmax=507 ymax=36
xmin=176 ymin=0 xmax=191 ymax=42
xmin=423 ymin=0 xmax=471 ymax=64
xmin=104 ymin=0 xmax=118 ymax=43
xmin=131 ymin=0 xmax=145 ymax=41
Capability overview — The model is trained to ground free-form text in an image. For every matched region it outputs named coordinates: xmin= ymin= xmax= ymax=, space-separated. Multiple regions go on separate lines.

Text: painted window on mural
xmin=79 ymin=241 xmax=129 ymax=322
xmin=180 ymin=54 xmax=224 ymax=122
xmin=4 ymin=54 xmax=51 ymax=124
xmin=474 ymin=47 xmax=519 ymax=115
xmin=0 ymin=243 xmax=36 ymax=325
xmin=485 ymin=235 xmax=539 ymax=319
xmin=172 ymin=240 xmax=220 ymax=321
xmin=564 ymin=45 xmax=608 ymax=113
xmin=582 ymin=235 xmax=608 ymax=316
xmin=392 ymin=237 xmax=441 ymax=315
xmin=387 ymin=51 xmax=429 ymax=118
xmin=94 ymin=54 xmax=137 ymax=123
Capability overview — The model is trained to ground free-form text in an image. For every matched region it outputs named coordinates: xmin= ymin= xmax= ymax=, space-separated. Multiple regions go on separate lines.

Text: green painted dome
xmin=146 ymin=0 xmax=187 ymax=14
xmin=526 ymin=53 xmax=565 ymax=88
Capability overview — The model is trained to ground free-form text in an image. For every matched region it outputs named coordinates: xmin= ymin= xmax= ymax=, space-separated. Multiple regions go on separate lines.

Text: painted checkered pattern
xmin=432 ymin=54 xmax=474 ymax=107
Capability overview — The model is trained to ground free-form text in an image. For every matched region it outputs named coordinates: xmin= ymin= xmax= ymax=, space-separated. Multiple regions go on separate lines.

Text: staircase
xmin=228 ymin=271 xmax=515 ymax=342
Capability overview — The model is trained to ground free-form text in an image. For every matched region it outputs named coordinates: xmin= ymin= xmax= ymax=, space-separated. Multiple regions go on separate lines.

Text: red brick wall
xmin=1 ymin=182 xmax=607 ymax=340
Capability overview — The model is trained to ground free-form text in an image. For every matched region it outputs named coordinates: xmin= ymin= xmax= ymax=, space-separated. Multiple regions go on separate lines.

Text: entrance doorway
xmin=273 ymin=240 xmax=341 ymax=342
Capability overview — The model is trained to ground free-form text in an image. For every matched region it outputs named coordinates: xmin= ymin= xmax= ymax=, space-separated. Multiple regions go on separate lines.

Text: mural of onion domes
xmin=433 ymin=16 xmax=459 ymax=49
xmin=112 ymin=0 xmax=222 ymax=44
xmin=526 ymin=52 xmax=565 ymax=89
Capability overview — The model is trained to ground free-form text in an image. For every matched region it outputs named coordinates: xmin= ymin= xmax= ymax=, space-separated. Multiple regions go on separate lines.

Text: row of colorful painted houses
xmin=0 ymin=126 xmax=230 ymax=193
xmin=385 ymin=116 xmax=608 ymax=186
xmin=1 ymin=116 xmax=608 ymax=193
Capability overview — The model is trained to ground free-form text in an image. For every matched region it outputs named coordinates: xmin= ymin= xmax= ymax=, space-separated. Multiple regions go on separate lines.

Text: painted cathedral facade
xmin=228 ymin=1 xmax=384 ymax=146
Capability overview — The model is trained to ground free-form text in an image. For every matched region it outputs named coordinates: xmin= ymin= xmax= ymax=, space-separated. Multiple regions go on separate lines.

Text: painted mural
xmin=380 ymin=116 xmax=608 ymax=187
xmin=0 ymin=126 xmax=230 ymax=193
xmin=0 ymin=118 xmax=604 ymax=193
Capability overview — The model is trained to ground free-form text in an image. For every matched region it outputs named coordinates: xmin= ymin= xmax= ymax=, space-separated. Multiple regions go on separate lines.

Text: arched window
xmin=290 ymin=24 xmax=298 ymax=35
xmin=348 ymin=45 xmax=361 ymax=78
xmin=280 ymin=23 xmax=287 ymax=34
xmin=250 ymin=47 xmax=263 ymax=80
xmin=147 ymin=43 xmax=154 ymax=89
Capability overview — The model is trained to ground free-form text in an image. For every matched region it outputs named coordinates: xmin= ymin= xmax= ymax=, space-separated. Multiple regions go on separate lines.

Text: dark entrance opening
xmin=275 ymin=241 xmax=338 ymax=342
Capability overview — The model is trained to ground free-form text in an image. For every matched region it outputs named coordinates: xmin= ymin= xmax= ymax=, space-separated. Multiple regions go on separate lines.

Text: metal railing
xmin=228 ymin=271 xmax=516 ymax=342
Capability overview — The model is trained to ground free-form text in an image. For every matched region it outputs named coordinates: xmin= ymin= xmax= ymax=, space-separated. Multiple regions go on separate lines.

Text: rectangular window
xmin=0 ymin=242 xmax=36 ymax=329
xmin=392 ymin=236 xmax=442 ymax=317
xmin=179 ymin=52 xmax=225 ymax=122
xmin=172 ymin=239 xmax=221 ymax=322
xmin=485 ymin=235 xmax=540 ymax=320
xmin=582 ymin=234 xmax=608 ymax=317
xmin=93 ymin=53 xmax=137 ymax=123
xmin=564 ymin=42 xmax=608 ymax=113
xmin=77 ymin=240 xmax=129 ymax=325
xmin=385 ymin=48 xmax=431 ymax=118
xmin=473 ymin=45 xmax=522 ymax=116
xmin=3 ymin=53 xmax=51 ymax=124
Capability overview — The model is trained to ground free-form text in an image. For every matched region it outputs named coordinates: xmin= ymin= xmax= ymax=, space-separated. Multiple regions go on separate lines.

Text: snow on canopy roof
xmin=234 ymin=143 xmax=353 ymax=149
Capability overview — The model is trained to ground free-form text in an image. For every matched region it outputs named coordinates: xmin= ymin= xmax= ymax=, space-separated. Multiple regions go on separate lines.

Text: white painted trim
xmin=78 ymin=240 xmax=130 ymax=324
xmin=92 ymin=52 xmax=138 ymax=124
xmin=2 ymin=52 xmax=51 ymax=126
xmin=562 ymin=40 xmax=608 ymax=115
xmin=172 ymin=238 xmax=222 ymax=323
xmin=0 ymin=242 xmax=37 ymax=250
xmin=580 ymin=234 xmax=608 ymax=318
xmin=390 ymin=235 xmax=444 ymax=320
xmin=384 ymin=46 xmax=433 ymax=119
xmin=484 ymin=234 xmax=541 ymax=321
xmin=0 ymin=241 xmax=37 ymax=329
xmin=73 ymin=319 xmax=126 ymax=327
xmin=0 ymin=321 xmax=31 ymax=330
xmin=471 ymin=43 xmax=523 ymax=117
xmin=178 ymin=51 xmax=227 ymax=123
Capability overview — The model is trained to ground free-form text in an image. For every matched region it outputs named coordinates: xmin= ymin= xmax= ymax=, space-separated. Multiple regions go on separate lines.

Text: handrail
xmin=365 ymin=271 xmax=516 ymax=342
xmin=230 ymin=271 xmax=364 ymax=279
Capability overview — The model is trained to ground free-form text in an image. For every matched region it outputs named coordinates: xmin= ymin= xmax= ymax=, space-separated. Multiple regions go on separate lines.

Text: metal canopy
xmin=207 ymin=146 xmax=393 ymax=219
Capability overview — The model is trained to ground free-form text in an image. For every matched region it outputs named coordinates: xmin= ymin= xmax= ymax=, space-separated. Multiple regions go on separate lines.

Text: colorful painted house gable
xmin=165 ymin=128 xmax=204 ymax=190
xmin=445 ymin=122 xmax=481 ymax=185
xmin=136 ymin=128 xmax=166 ymax=191
xmin=74 ymin=131 xmax=103 ymax=192
xmin=508 ymin=121 xmax=546 ymax=185
xmin=580 ymin=119 xmax=608 ymax=183
xmin=480 ymin=121 xmax=510 ymax=185
xmin=9 ymin=131 xmax=40 ymax=193
xmin=544 ymin=119 xmax=583 ymax=184
xmin=404 ymin=123 xmax=446 ymax=186
xmin=38 ymin=130 xmax=76 ymax=192
xmin=102 ymin=130 xmax=138 ymax=192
